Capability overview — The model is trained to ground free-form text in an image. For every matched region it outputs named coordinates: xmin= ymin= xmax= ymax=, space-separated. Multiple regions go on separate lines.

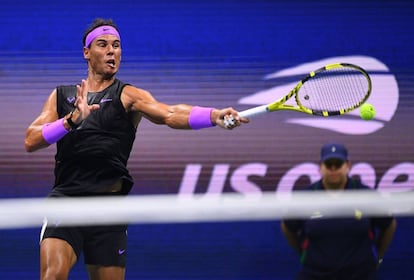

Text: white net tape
xmin=0 ymin=190 xmax=412 ymax=229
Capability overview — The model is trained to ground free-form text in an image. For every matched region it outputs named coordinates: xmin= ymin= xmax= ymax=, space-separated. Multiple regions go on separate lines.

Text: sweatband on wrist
xmin=42 ymin=118 xmax=69 ymax=144
xmin=188 ymin=106 xmax=215 ymax=130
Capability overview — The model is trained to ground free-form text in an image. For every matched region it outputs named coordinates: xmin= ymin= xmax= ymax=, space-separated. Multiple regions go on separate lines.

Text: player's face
xmin=84 ymin=34 xmax=122 ymax=79
xmin=320 ymin=159 xmax=350 ymax=190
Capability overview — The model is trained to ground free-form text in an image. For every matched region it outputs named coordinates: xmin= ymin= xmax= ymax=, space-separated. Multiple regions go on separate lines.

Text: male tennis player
xmin=280 ymin=143 xmax=396 ymax=280
xmin=25 ymin=18 xmax=248 ymax=280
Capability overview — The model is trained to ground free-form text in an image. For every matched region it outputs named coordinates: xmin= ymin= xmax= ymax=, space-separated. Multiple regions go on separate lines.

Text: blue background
xmin=0 ymin=0 xmax=413 ymax=279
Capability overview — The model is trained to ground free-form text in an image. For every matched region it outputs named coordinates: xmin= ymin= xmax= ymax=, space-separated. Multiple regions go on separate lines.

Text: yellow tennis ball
xmin=360 ymin=103 xmax=375 ymax=120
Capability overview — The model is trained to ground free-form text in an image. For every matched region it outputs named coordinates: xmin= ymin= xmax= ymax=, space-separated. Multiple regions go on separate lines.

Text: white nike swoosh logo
xmin=238 ymin=55 xmax=399 ymax=135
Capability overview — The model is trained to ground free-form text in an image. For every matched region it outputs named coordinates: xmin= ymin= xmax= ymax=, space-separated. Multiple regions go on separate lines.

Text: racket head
xmin=294 ymin=63 xmax=372 ymax=116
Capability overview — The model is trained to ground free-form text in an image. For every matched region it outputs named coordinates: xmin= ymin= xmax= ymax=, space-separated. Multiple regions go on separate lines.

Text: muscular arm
xmin=121 ymin=85 xmax=247 ymax=129
xmin=25 ymin=90 xmax=63 ymax=152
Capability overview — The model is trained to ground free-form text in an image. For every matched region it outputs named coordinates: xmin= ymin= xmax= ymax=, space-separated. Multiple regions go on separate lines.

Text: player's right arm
xmin=25 ymin=90 xmax=69 ymax=152
xmin=280 ymin=221 xmax=301 ymax=254
xmin=121 ymin=85 xmax=247 ymax=130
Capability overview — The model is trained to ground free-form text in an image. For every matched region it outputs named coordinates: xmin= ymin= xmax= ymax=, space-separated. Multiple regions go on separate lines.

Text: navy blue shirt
xmin=283 ymin=179 xmax=393 ymax=280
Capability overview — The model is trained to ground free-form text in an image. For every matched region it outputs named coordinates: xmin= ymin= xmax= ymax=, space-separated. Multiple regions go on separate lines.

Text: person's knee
xmin=40 ymin=238 xmax=77 ymax=280
xmin=41 ymin=265 xmax=70 ymax=280
xmin=87 ymin=265 xmax=125 ymax=280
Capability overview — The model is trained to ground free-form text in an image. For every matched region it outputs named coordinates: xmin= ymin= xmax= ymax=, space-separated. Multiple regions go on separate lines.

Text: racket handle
xmin=238 ymin=105 xmax=269 ymax=118
xmin=224 ymin=105 xmax=268 ymax=128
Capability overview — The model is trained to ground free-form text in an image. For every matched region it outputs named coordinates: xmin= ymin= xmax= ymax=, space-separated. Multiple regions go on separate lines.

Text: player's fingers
xmin=223 ymin=114 xmax=239 ymax=129
xmin=80 ymin=79 xmax=88 ymax=98
xmin=75 ymin=80 xmax=89 ymax=109
xmin=75 ymin=85 xmax=81 ymax=107
xmin=240 ymin=116 xmax=250 ymax=123
xmin=89 ymin=104 xmax=100 ymax=112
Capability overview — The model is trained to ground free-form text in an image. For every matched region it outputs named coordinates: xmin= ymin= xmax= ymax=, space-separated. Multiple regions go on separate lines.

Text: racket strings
xmin=298 ymin=67 xmax=369 ymax=113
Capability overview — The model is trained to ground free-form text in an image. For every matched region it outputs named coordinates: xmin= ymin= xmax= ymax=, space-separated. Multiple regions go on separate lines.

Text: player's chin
xmin=326 ymin=177 xmax=342 ymax=186
xmin=102 ymin=69 xmax=118 ymax=79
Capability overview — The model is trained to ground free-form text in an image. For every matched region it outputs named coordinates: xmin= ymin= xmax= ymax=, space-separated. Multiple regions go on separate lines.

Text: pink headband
xmin=85 ymin=25 xmax=120 ymax=47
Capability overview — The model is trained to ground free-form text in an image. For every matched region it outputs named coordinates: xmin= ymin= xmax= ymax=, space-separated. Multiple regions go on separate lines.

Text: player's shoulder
xmin=56 ymin=83 xmax=77 ymax=90
xmin=296 ymin=181 xmax=321 ymax=192
xmin=123 ymin=83 xmax=149 ymax=93
xmin=56 ymin=84 xmax=77 ymax=89
xmin=347 ymin=178 xmax=371 ymax=190
xmin=56 ymin=84 xmax=77 ymax=96
xmin=121 ymin=84 xmax=153 ymax=100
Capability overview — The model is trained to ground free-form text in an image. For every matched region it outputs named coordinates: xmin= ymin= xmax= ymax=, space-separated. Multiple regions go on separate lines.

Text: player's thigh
xmin=40 ymin=238 xmax=77 ymax=276
xmin=87 ymin=265 xmax=125 ymax=280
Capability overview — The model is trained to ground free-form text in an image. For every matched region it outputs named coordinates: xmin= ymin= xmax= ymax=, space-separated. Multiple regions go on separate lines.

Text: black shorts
xmin=40 ymin=220 xmax=128 ymax=267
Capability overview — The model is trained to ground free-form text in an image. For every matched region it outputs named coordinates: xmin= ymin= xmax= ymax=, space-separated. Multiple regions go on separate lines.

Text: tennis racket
xmin=225 ymin=63 xmax=372 ymax=127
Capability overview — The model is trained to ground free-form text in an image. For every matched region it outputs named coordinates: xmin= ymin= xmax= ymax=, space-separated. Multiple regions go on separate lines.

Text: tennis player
xmin=280 ymin=143 xmax=397 ymax=280
xmin=25 ymin=18 xmax=248 ymax=280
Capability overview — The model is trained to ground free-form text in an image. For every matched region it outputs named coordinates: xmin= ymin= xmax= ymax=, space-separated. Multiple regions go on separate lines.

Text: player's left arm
xmin=121 ymin=85 xmax=247 ymax=129
xmin=376 ymin=218 xmax=397 ymax=260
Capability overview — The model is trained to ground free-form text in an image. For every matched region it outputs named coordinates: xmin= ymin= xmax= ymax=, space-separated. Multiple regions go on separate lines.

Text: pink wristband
xmin=42 ymin=118 xmax=69 ymax=144
xmin=188 ymin=106 xmax=215 ymax=130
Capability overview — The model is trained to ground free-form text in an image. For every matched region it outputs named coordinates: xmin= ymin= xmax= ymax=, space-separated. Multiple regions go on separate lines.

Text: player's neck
xmin=86 ymin=75 xmax=116 ymax=93
xmin=321 ymin=180 xmax=346 ymax=191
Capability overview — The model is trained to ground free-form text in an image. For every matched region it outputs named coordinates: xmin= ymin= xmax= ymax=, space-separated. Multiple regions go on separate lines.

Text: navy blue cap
xmin=320 ymin=143 xmax=348 ymax=162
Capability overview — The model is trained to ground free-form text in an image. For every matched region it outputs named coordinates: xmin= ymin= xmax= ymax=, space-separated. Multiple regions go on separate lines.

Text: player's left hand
xmin=72 ymin=79 xmax=100 ymax=124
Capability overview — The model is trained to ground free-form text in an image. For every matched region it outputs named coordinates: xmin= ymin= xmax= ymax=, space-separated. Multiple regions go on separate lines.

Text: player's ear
xmin=83 ymin=47 xmax=90 ymax=60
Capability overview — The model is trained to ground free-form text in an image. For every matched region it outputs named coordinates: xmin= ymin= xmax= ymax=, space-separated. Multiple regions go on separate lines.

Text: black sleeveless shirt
xmin=52 ymin=79 xmax=135 ymax=196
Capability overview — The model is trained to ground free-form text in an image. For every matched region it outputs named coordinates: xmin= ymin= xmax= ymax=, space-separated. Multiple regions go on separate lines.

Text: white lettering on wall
xmin=178 ymin=162 xmax=414 ymax=196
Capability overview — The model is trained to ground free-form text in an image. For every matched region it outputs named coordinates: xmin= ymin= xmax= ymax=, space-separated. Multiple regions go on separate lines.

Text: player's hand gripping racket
xmin=225 ymin=63 xmax=372 ymax=127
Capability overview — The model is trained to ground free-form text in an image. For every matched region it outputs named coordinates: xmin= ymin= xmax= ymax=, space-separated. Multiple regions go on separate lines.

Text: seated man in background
xmin=280 ymin=142 xmax=397 ymax=280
